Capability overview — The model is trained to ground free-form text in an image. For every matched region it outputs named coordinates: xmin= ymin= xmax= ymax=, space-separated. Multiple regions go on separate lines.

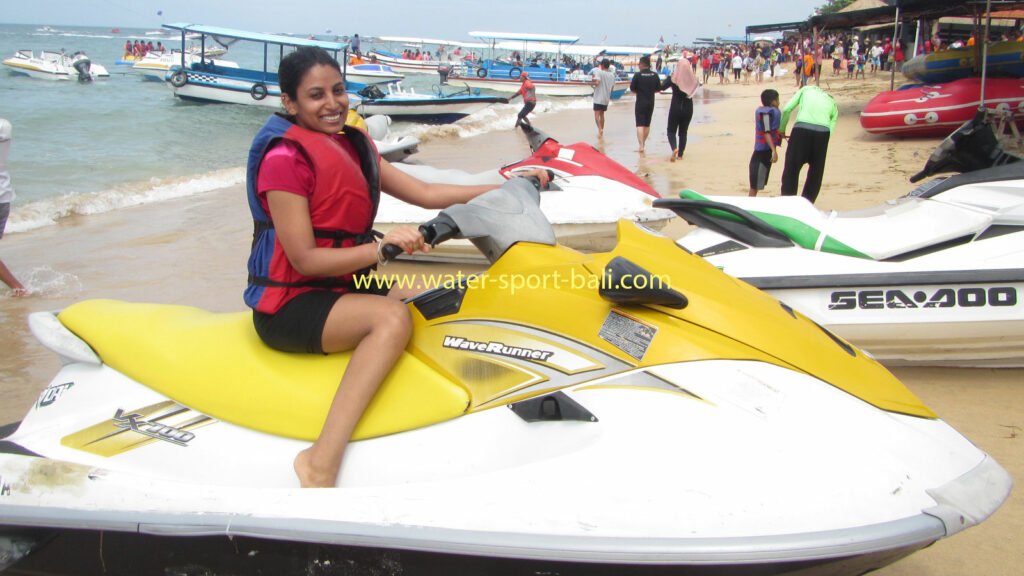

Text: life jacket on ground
xmin=245 ymin=114 xmax=381 ymax=313
xmin=754 ymin=106 xmax=782 ymax=151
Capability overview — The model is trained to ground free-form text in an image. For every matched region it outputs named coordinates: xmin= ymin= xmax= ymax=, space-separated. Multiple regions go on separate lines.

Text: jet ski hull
xmin=0 ymin=219 xmax=1011 ymax=572
xmin=671 ymin=171 xmax=1024 ymax=366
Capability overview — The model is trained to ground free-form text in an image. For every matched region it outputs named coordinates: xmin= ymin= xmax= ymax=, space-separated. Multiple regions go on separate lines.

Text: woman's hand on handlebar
xmin=511 ymin=168 xmax=553 ymax=189
xmin=380 ymin=225 xmax=428 ymax=257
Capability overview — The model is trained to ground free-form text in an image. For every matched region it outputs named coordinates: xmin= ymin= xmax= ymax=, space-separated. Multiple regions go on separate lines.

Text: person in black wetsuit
xmin=664 ymin=57 xmax=699 ymax=161
xmin=629 ymin=55 xmax=662 ymax=154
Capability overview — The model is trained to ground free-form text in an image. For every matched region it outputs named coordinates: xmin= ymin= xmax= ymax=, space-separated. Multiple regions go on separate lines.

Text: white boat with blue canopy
xmin=161 ymin=23 xmax=350 ymax=108
xmin=447 ymin=31 xmax=631 ymax=97
xmin=369 ymin=36 xmax=489 ymax=74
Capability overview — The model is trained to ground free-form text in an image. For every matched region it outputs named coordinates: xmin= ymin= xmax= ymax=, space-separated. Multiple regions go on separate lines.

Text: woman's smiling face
xmin=282 ymin=63 xmax=349 ymax=134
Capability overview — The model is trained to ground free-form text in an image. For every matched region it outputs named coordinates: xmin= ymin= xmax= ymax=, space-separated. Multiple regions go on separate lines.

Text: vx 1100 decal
xmin=62 ymin=401 xmax=215 ymax=457
xmin=829 ymin=287 xmax=1018 ymax=310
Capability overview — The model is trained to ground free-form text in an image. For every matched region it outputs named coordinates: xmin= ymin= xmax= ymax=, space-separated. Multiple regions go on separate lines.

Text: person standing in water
xmin=508 ymin=71 xmax=537 ymax=128
xmin=0 ymin=119 xmax=27 ymax=297
xmin=590 ymin=58 xmax=616 ymax=138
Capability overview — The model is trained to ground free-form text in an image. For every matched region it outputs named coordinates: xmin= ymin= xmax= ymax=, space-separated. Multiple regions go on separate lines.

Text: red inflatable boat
xmin=860 ymin=77 xmax=1024 ymax=137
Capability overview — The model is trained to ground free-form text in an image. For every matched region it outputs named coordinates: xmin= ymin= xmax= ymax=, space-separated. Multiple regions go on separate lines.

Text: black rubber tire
xmin=509 ymin=67 xmax=521 ymax=79
xmin=250 ymin=83 xmax=268 ymax=101
xmin=476 ymin=67 xmax=488 ymax=78
xmin=169 ymin=70 xmax=187 ymax=87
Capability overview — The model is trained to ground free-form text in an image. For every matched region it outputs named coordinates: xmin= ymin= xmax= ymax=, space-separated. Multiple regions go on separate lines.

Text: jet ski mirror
xmin=599 ymin=256 xmax=687 ymax=309
xmin=653 ymin=198 xmax=793 ymax=249
xmin=381 ymin=174 xmax=558 ymax=264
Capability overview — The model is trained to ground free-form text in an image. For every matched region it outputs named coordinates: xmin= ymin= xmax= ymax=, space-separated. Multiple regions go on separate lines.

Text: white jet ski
xmin=0 ymin=175 xmax=1011 ymax=574
xmin=662 ymin=113 xmax=1024 ymax=367
xmin=380 ymin=125 xmax=670 ymax=262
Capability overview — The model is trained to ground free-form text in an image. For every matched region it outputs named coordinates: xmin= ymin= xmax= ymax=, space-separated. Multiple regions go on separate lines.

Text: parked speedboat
xmin=355 ymin=83 xmax=504 ymax=124
xmin=345 ymin=62 xmax=404 ymax=89
xmin=664 ymin=113 xmax=1024 ymax=366
xmin=2 ymin=50 xmax=109 ymax=81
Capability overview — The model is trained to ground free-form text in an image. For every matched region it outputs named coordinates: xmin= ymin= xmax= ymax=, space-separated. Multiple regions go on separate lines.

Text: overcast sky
xmin=6 ymin=0 xmax=827 ymax=45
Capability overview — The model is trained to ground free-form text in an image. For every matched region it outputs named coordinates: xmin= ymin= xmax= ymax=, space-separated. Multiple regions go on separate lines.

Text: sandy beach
xmin=0 ymin=69 xmax=1020 ymax=574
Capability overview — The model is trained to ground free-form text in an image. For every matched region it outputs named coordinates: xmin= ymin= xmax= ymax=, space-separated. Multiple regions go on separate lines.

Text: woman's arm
xmin=379 ymin=159 xmax=549 ymax=209
xmin=266 ymin=190 xmax=424 ymax=277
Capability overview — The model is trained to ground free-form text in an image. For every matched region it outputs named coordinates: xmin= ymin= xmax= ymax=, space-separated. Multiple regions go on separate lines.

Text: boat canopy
xmin=469 ymin=31 xmax=580 ymax=44
xmin=162 ymin=23 xmax=349 ymax=51
xmin=566 ymin=44 xmax=660 ymax=57
xmin=376 ymin=36 xmax=489 ymax=50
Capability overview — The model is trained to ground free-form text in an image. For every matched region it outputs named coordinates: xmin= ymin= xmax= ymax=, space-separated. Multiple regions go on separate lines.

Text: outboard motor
xmin=357 ymin=84 xmax=385 ymax=100
xmin=438 ymin=63 xmax=452 ymax=85
xmin=69 ymin=51 xmax=93 ymax=82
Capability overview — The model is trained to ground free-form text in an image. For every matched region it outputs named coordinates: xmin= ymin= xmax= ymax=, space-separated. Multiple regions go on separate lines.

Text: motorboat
xmin=446 ymin=31 xmax=629 ymax=97
xmin=132 ymin=49 xmax=238 ymax=82
xmin=377 ymin=125 xmax=669 ymax=261
xmin=446 ymin=68 xmax=628 ymax=97
xmin=1 ymin=50 xmax=109 ymax=82
xmin=345 ymin=63 xmax=404 ymax=89
xmin=860 ymin=77 xmax=1024 ymax=137
xmin=369 ymin=35 xmax=490 ymax=75
xmin=0 ymin=173 xmax=1011 ymax=574
xmin=354 ymin=83 xmax=504 ymax=124
xmin=161 ymin=24 xmax=368 ymax=107
xmin=664 ymin=113 xmax=1024 ymax=366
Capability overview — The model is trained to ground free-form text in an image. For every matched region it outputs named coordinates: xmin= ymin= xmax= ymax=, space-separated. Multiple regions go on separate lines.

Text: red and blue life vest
xmin=754 ymin=106 xmax=782 ymax=151
xmin=245 ymin=114 xmax=381 ymax=314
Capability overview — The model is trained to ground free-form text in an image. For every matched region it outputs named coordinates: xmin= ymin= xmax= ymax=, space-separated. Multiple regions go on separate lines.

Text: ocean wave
xmin=6 ymin=167 xmax=244 ymax=234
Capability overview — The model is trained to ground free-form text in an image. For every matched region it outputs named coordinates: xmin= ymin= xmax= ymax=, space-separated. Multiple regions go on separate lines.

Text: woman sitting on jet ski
xmin=245 ymin=46 xmax=548 ymax=488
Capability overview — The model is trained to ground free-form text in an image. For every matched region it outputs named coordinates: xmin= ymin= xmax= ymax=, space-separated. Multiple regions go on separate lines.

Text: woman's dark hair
xmin=278 ymin=46 xmax=342 ymax=100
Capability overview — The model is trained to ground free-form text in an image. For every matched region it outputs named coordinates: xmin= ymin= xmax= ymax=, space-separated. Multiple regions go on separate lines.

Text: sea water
xmin=0 ymin=23 xmax=593 ymax=234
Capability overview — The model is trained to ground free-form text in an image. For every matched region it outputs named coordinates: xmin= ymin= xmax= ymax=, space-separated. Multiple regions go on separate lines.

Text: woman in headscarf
xmin=664 ymin=57 xmax=700 ymax=161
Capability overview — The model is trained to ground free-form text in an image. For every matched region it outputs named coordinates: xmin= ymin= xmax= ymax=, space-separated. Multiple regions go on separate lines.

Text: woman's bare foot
xmin=294 ymin=447 xmax=338 ymax=488
xmin=669 ymin=153 xmax=677 ymax=163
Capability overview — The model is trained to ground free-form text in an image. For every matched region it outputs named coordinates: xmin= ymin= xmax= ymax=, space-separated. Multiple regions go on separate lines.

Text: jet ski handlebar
xmin=910 ymin=109 xmax=1022 ymax=183
xmin=380 ymin=171 xmax=556 ymax=262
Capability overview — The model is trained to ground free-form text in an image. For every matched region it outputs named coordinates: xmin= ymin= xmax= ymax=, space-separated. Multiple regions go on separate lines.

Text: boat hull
xmin=0 ymin=355 xmax=1010 ymax=571
xmin=367 ymin=50 xmax=441 ymax=74
xmin=860 ymin=77 xmax=1024 ymax=137
xmin=673 ymin=184 xmax=1024 ymax=366
xmin=1 ymin=527 xmax=935 ymax=575
xmin=2 ymin=51 xmax=109 ymax=81
xmin=357 ymin=96 xmax=501 ymax=124
xmin=168 ymin=69 xmax=285 ymax=108
xmin=447 ymin=73 xmax=627 ymax=97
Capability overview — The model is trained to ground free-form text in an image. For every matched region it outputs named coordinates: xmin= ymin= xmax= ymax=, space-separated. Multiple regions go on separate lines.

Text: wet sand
xmin=0 ymin=70 xmax=1020 ymax=574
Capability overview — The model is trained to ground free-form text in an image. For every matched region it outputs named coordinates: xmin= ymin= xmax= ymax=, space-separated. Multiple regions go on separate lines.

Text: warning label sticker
xmin=599 ymin=310 xmax=657 ymax=361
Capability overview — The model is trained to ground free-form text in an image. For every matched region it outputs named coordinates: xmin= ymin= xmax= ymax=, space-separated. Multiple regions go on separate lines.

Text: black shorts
xmin=518 ymin=100 xmax=536 ymax=119
xmin=748 ymin=148 xmax=774 ymax=190
xmin=593 ymin=103 xmax=608 ymax=112
xmin=0 ymin=202 xmax=9 ymax=239
xmin=252 ymin=281 xmax=388 ymax=354
xmin=634 ymin=104 xmax=654 ymax=127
